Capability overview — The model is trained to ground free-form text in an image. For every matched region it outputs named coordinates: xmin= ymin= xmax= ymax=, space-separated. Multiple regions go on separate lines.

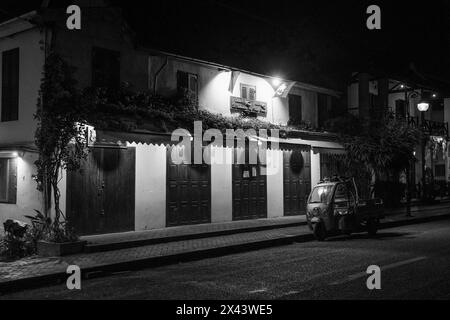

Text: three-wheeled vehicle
xmin=306 ymin=176 xmax=384 ymax=241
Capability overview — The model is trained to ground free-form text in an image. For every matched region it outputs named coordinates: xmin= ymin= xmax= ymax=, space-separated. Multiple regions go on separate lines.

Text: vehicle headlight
xmin=335 ymin=209 xmax=348 ymax=215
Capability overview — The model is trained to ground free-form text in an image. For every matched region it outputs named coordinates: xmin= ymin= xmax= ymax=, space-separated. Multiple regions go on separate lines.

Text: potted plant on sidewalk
xmin=25 ymin=210 xmax=86 ymax=257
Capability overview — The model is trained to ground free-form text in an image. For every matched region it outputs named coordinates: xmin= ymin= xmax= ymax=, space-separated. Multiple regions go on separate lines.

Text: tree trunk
xmin=406 ymin=165 xmax=412 ymax=216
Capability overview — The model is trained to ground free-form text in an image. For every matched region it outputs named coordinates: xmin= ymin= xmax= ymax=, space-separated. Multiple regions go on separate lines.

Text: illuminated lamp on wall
xmin=270 ymin=76 xmax=296 ymax=98
xmin=275 ymin=83 xmax=288 ymax=96
xmin=272 ymin=77 xmax=281 ymax=86
xmin=0 ymin=151 xmax=22 ymax=158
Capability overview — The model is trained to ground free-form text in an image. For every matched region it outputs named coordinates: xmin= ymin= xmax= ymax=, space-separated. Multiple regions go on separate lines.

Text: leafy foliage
xmin=323 ymin=113 xmax=363 ymax=136
xmin=80 ymin=84 xmax=322 ymax=134
xmin=341 ymin=116 xmax=420 ymax=175
xmin=322 ymin=113 xmax=420 ymax=201
xmin=34 ymin=53 xmax=89 ymax=240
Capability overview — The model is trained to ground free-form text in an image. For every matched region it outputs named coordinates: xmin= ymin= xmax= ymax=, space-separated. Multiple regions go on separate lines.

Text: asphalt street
xmin=2 ymin=219 xmax=450 ymax=300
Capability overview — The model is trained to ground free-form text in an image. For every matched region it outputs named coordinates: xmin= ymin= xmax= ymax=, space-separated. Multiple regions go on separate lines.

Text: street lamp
xmin=417 ymin=101 xmax=430 ymax=202
xmin=417 ymin=102 xmax=429 ymax=112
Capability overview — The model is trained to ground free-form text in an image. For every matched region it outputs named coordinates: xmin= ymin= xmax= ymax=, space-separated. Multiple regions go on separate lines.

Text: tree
xmin=35 ymin=53 xmax=89 ymax=240
xmin=324 ymin=112 xmax=420 ymax=202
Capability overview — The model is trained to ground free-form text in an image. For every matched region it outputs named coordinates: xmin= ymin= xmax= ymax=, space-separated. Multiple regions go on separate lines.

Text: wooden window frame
xmin=91 ymin=47 xmax=120 ymax=89
xmin=288 ymin=94 xmax=302 ymax=123
xmin=240 ymin=84 xmax=256 ymax=101
xmin=177 ymin=71 xmax=198 ymax=101
xmin=1 ymin=48 xmax=20 ymax=122
xmin=0 ymin=157 xmax=17 ymax=204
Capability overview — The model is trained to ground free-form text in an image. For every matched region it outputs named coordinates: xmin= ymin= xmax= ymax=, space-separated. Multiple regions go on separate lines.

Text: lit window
xmin=240 ymin=84 xmax=256 ymax=101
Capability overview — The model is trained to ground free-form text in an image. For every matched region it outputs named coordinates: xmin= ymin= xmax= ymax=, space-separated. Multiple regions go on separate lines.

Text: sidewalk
xmin=1 ymin=202 xmax=450 ymax=294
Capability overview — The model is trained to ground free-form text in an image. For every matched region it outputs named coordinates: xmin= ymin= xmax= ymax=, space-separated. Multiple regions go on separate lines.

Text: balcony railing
xmin=385 ymin=111 xmax=449 ymax=138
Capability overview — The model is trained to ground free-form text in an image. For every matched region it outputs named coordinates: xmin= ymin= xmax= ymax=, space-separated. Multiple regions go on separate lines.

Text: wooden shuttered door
xmin=67 ymin=147 xmax=135 ymax=235
xmin=283 ymin=148 xmax=311 ymax=216
xmin=166 ymin=146 xmax=211 ymax=227
xmin=1 ymin=48 xmax=19 ymax=122
xmin=232 ymin=147 xmax=267 ymax=221
xmin=320 ymin=153 xmax=346 ymax=180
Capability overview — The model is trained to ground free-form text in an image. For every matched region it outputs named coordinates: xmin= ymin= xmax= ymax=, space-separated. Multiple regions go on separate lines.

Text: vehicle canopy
xmin=308 ymin=176 xmax=359 ymax=205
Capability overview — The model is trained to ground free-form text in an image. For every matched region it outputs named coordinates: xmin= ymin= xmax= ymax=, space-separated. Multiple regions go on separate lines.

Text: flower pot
xmin=37 ymin=240 xmax=87 ymax=257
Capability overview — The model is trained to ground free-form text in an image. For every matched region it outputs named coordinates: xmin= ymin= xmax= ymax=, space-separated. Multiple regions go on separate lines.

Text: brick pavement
xmin=1 ymin=202 xmax=450 ymax=293
xmin=0 ymin=225 xmax=308 ymax=288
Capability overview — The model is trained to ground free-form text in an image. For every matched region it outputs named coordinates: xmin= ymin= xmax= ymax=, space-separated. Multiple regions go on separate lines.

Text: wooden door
xmin=67 ymin=147 xmax=135 ymax=235
xmin=166 ymin=148 xmax=211 ymax=227
xmin=283 ymin=148 xmax=311 ymax=216
xmin=232 ymin=163 xmax=267 ymax=221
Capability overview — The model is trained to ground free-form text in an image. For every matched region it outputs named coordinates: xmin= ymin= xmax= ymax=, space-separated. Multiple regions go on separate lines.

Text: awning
xmin=95 ymin=130 xmax=179 ymax=146
xmin=0 ymin=142 xmax=38 ymax=153
xmin=254 ymin=136 xmax=344 ymax=152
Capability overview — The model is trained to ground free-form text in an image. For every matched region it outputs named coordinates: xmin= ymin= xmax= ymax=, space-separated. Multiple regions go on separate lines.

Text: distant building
xmin=348 ymin=72 xmax=450 ymax=199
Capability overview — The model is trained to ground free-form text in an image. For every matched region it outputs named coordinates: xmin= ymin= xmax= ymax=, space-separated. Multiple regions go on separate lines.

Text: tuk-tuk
xmin=306 ymin=176 xmax=384 ymax=241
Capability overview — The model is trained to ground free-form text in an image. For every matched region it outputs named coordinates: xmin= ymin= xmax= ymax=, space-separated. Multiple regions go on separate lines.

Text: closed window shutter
xmin=288 ymin=94 xmax=302 ymax=122
xmin=188 ymin=74 xmax=198 ymax=94
xmin=92 ymin=47 xmax=120 ymax=88
xmin=241 ymin=85 xmax=247 ymax=99
xmin=1 ymin=48 xmax=19 ymax=122
xmin=177 ymin=71 xmax=189 ymax=92
xmin=248 ymin=87 xmax=256 ymax=101
xmin=7 ymin=158 xmax=17 ymax=204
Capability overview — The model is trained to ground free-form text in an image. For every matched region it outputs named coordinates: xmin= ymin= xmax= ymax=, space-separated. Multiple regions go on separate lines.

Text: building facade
xmin=348 ymin=72 xmax=450 ymax=199
xmin=0 ymin=5 xmax=345 ymax=235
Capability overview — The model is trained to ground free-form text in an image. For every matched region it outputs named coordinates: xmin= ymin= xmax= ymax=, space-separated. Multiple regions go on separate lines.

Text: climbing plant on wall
xmin=35 ymin=53 xmax=89 ymax=241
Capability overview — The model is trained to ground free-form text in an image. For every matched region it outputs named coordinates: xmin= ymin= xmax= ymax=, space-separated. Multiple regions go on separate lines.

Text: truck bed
xmin=357 ymin=198 xmax=385 ymax=218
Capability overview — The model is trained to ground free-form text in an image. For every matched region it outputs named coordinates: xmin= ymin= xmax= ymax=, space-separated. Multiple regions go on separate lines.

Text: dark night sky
xmin=1 ymin=0 xmax=450 ymax=90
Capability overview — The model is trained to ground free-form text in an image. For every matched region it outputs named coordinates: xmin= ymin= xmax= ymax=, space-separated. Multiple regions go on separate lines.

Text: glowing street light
xmin=417 ymin=102 xmax=429 ymax=112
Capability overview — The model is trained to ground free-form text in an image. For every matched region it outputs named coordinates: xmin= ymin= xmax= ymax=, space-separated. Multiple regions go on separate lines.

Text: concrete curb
xmin=1 ymin=211 xmax=450 ymax=295
xmin=84 ymin=221 xmax=307 ymax=253
xmin=84 ymin=202 xmax=450 ymax=253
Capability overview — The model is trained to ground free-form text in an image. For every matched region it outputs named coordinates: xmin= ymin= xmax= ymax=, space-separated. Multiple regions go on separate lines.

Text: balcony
xmin=387 ymin=112 xmax=449 ymax=138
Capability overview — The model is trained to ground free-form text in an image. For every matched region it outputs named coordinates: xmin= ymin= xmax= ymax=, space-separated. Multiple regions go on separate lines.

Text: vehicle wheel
xmin=313 ymin=223 xmax=327 ymax=241
xmin=367 ymin=219 xmax=379 ymax=236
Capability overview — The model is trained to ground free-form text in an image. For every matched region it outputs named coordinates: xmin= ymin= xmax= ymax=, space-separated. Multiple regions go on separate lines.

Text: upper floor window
xmin=395 ymin=99 xmax=406 ymax=118
xmin=1 ymin=48 xmax=19 ymax=122
xmin=0 ymin=157 xmax=17 ymax=204
xmin=177 ymin=71 xmax=198 ymax=101
xmin=318 ymin=93 xmax=331 ymax=127
xmin=288 ymin=94 xmax=302 ymax=125
xmin=240 ymin=84 xmax=256 ymax=101
xmin=92 ymin=47 xmax=120 ymax=88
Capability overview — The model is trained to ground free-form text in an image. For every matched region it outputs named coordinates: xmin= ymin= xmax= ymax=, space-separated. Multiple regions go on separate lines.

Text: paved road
xmin=2 ymin=219 xmax=450 ymax=300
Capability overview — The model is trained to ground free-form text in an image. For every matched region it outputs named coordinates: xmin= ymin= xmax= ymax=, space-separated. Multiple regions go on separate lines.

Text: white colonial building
xmin=0 ymin=3 xmax=345 ymax=235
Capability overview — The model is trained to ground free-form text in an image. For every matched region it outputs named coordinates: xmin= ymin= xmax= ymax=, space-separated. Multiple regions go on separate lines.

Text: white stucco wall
xmin=310 ymin=149 xmax=321 ymax=187
xmin=0 ymin=152 xmax=42 ymax=227
xmin=266 ymin=149 xmax=284 ymax=218
xmin=210 ymin=146 xmax=232 ymax=223
xmin=132 ymin=143 xmax=167 ymax=231
xmin=149 ymin=56 xmax=322 ymax=127
xmin=0 ymin=26 xmax=44 ymax=144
